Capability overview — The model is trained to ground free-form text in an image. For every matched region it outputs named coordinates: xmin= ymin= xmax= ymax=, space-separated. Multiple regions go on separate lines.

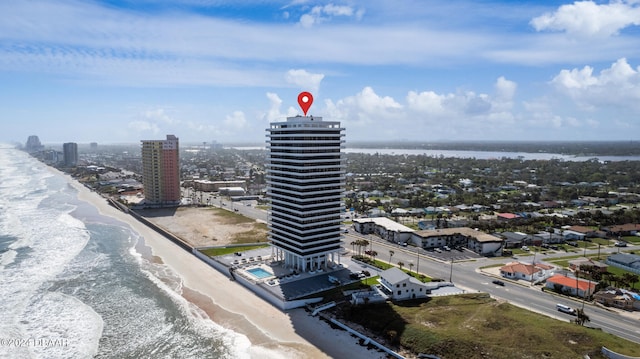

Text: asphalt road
xmin=361 ymin=235 xmax=640 ymax=344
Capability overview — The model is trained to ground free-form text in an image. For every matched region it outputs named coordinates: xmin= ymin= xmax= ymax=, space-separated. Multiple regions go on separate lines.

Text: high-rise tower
xmin=62 ymin=142 xmax=78 ymax=166
xmin=266 ymin=116 xmax=345 ymax=272
xmin=141 ymin=135 xmax=180 ymax=205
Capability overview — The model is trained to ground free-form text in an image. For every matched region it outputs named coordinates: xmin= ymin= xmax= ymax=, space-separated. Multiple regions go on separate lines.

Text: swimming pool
xmin=247 ymin=267 xmax=273 ymax=279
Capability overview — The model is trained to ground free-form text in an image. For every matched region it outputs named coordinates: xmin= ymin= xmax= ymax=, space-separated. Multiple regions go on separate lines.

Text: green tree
xmin=575 ymin=308 xmax=590 ymax=326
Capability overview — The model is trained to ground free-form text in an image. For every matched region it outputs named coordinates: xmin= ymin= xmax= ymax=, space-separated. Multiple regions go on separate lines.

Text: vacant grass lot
xmin=339 ymin=293 xmax=640 ymax=359
xmin=199 ymin=244 xmax=269 ymax=256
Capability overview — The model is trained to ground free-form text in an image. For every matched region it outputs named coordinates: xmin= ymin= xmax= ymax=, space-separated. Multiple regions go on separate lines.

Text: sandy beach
xmin=64 ymin=174 xmax=383 ymax=359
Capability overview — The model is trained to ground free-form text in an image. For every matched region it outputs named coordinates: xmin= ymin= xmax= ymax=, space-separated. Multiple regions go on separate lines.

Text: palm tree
xmin=389 ymin=250 xmax=395 ymax=266
xmin=362 ymin=239 xmax=370 ymax=255
xmin=398 ymin=261 xmax=405 ymax=270
xmin=575 ymin=308 xmax=590 ymax=326
xmin=409 ymin=262 xmax=414 ymax=273
xmin=602 ymin=272 xmax=615 ymax=287
xmin=350 ymin=241 xmax=357 ymax=253
xmin=629 ymin=274 xmax=639 ymax=290
xmin=622 ymin=273 xmax=637 ymax=290
xmin=358 ymin=239 xmax=369 ymax=256
xmin=370 ymin=250 xmax=378 ymax=262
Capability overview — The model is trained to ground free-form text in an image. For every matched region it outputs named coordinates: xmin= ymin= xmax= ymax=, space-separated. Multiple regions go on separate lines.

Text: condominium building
xmin=141 ymin=135 xmax=180 ymax=205
xmin=62 ymin=142 xmax=78 ymax=167
xmin=266 ymin=116 xmax=345 ymax=272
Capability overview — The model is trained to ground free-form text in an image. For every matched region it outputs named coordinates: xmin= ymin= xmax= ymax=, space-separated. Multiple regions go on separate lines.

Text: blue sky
xmin=2 ymin=0 xmax=640 ymax=145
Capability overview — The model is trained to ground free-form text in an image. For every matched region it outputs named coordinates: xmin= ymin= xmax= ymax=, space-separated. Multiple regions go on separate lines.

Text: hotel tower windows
xmin=141 ymin=135 xmax=180 ymax=206
xmin=266 ymin=116 xmax=345 ymax=272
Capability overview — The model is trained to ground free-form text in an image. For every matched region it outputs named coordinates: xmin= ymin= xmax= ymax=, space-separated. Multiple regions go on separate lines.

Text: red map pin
xmin=297 ymin=91 xmax=313 ymax=116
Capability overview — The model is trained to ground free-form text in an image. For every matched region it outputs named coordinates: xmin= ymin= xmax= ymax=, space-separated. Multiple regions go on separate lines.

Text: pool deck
xmin=214 ymin=247 xmax=371 ymax=302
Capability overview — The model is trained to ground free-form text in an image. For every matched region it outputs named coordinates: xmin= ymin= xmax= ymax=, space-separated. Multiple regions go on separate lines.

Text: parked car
xmin=522 ymin=246 xmax=529 ymax=251
xmin=443 ymin=245 xmax=451 ymax=251
xmin=615 ymin=241 xmax=628 ymax=247
xmin=492 ymin=280 xmax=505 ymax=286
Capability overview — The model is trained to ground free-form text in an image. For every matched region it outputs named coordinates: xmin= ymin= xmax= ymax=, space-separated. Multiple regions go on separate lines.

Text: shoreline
xmin=58 ymin=170 xmax=381 ymax=358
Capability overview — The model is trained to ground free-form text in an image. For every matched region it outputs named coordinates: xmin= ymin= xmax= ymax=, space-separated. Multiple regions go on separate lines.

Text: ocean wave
xmin=131 ymin=241 xmax=253 ymax=359
xmin=0 ymin=149 xmax=94 ymax=358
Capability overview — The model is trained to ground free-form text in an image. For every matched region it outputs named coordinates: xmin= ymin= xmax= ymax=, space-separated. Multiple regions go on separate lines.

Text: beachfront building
xmin=378 ymin=267 xmax=428 ymax=301
xmin=266 ymin=115 xmax=345 ymax=272
xmin=353 ymin=217 xmax=415 ymax=244
xmin=63 ymin=142 xmax=78 ymax=167
xmin=25 ymin=135 xmax=44 ymax=153
xmin=141 ymin=135 xmax=180 ymax=206
xmin=411 ymin=227 xmax=504 ymax=256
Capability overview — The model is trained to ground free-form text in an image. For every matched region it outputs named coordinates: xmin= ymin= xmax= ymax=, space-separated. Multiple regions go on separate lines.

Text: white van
xmin=556 ymin=304 xmax=576 ymax=315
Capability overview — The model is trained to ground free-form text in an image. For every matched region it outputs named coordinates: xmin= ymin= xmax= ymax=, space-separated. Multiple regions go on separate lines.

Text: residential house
xmin=594 ymin=288 xmax=639 ymax=311
xmin=545 ymin=274 xmax=597 ymax=298
xmin=495 ymin=231 xmax=528 ymax=249
xmin=497 ymin=213 xmax=519 ymax=221
xmin=499 ymin=261 xmax=555 ymax=282
xmin=604 ymin=224 xmax=640 ymax=237
xmin=566 ymin=225 xmax=598 ymax=239
xmin=568 ymin=257 xmax=608 ymax=273
xmin=606 ymin=253 xmax=640 ymax=274
xmin=378 ymin=267 xmax=428 ymax=301
xmin=534 ymin=231 xmax=565 ymax=244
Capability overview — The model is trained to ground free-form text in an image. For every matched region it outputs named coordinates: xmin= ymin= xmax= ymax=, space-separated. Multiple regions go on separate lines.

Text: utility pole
xmin=449 ymin=257 xmax=454 ymax=282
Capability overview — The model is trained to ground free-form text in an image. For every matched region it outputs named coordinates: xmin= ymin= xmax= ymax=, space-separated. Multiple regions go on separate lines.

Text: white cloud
xmin=324 ymin=87 xmax=402 ymax=130
xmin=285 ymin=69 xmax=325 ymax=92
xmin=324 ymin=80 xmax=522 ymax=140
xmin=406 ymin=77 xmax=516 ymax=120
xmin=263 ymin=92 xmax=298 ymax=123
xmin=495 ymin=76 xmax=517 ymax=101
xmin=531 ymin=0 xmax=640 ymax=37
xmin=128 ymin=120 xmax=160 ymax=134
xmin=143 ymin=108 xmax=177 ymax=124
xmin=298 ymin=3 xmax=363 ymax=28
xmin=224 ymin=111 xmax=248 ymax=130
xmin=551 ymin=58 xmax=640 ymax=110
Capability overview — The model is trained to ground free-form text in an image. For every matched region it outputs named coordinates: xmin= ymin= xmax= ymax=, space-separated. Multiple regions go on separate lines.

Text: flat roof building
xmin=141 ymin=135 xmax=180 ymax=206
xmin=266 ymin=116 xmax=345 ymax=272
xmin=62 ymin=142 xmax=78 ymax=167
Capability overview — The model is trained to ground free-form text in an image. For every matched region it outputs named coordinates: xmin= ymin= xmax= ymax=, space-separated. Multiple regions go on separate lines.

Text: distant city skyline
xmin=2 ymin=0 xmax=640 ymax=144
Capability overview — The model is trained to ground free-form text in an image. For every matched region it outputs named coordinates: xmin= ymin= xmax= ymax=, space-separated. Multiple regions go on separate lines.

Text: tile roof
xmin=547 ymin=274 xmax=597 ymax=292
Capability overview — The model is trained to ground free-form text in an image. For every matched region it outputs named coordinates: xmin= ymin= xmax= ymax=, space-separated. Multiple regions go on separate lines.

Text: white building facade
xmin=266 ymin=116 xmax=345 ymax=272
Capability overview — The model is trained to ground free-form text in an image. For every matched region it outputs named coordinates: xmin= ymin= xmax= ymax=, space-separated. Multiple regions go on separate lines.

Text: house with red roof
xmin=500 ymin=261 xmax=555 ymax=282
xmin=545 ymin=274 xmax=597 ymax=299
xmin=497 ymin=213 xmax=519 ymax=220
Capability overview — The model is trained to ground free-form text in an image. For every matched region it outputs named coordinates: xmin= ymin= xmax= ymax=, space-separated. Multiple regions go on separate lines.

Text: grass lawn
xmin=210 ymin=207 xmax=258 ymax=224
xmin=230 ymin=222 xmax=268 ymax=243
xmin=479 ymin=263 xmax=505 ymax=269
xmin=605 ymin=266 xmax=640 ymax=288
xmin=622 ymin=235 xmax=640 ymax=244
xmin=339 ymin=293 xmax=640 ymax=359
xmin=199 ymin=244 xmax=269 ymax=257
xmin=591 ymin=238 xmax=613 ymax=246
xmin=353 ymin=256 xmax=432 ymax=282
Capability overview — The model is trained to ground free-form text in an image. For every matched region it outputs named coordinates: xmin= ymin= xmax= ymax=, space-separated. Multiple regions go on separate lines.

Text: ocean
xmin=0 ymin=146 xmax=251 ymax=358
